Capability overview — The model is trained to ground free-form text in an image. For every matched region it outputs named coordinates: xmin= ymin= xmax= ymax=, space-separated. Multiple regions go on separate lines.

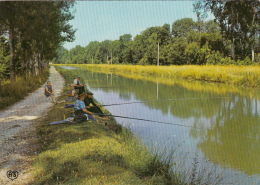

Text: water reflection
xmin=191 ymin=95 xmax=260 ymax=175
xmin=64 ymin=67 xmax=260 ymax=182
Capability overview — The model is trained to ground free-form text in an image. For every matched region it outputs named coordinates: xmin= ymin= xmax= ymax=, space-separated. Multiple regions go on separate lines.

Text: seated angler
xmin=44 ymin=81 xmax=57 ymax=103
xmin=63 ymin=84 xmax=77 ymax=102
xmin=74 ymin=93 xmax=97 ymax=123
xmin=73 ymin=76 xmax=86 ymax=94
xmin=84 ymin=91 xmax=108 ymax=120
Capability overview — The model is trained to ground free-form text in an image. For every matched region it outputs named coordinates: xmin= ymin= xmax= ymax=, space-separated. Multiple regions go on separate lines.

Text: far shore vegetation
xmin=54 ymin=1 xmax=260 ymax=68
xmin=54 ymin=64 xmax=260 ymax=89
xmin=30 ymin=66 xmax=225 ymax=185
xmin=52 ymin=1 xmax=260 ymax=93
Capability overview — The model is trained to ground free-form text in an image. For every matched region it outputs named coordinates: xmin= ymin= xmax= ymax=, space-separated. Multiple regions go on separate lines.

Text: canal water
xmin=61 ymin=66 xmax=260 ymax=184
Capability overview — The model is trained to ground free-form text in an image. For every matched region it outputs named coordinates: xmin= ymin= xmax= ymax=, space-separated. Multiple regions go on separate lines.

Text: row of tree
xmin=54 ymin=1 xmax=260 ymax=66
xmin=0 ymin=1 xmax=76 ymax=81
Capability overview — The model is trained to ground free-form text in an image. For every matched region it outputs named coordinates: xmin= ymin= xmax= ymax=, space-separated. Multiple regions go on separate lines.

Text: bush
xmin=185 ymin=42 xmax=200 ymax=64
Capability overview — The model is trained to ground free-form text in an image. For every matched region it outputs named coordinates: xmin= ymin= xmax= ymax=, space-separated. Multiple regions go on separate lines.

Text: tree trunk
xmin=252 ymin=46 xmax=254 ymax=62
xmin=38 ymin=53 xmax=41 ymax=73
xmin=20 ymin=39 xmax=26 ymax=78
xmin=258 ymin=33 xmax=260 ymax=55
xmin=230 ymin=6 xmax=235 ymax=61
xmin=9 ymin=27 xmax=15 ymax=81
xmin=231 ymin=40 xmax=235 ymax=61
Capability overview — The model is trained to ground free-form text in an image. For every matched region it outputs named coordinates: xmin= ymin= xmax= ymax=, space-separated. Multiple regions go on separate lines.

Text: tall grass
xmin=0 ymin=68 xmax=50 ymax=110
xmin=55 ymin=64 xmax=260 ymax=88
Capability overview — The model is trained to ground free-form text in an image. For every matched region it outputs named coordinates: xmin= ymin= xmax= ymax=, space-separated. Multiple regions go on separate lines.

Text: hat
xmin=87 ymin=91 xmax=94 ymax=95
xmin=78 ymin=93 xmax=85 ymax=98
xmin=77 ymin=76 xmax=81 ymax=78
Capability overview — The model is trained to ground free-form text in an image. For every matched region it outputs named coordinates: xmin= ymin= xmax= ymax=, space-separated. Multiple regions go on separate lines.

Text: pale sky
xmin=63 ymin=1 xmax=214 ymax=50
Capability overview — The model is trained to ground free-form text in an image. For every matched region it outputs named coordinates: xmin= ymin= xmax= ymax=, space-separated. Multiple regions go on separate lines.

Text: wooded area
xmin=0 ymin=1 xmax=76 ymax=81
xmin=54 ymin=1 xmax=260 ymax=66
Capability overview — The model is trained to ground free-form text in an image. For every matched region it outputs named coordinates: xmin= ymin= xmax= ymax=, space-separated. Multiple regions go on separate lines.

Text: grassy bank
xmin=0 ymin=68 xmax=50 ymax=110
xmin=31 ymin=66 xmax=186 ymax=185
xmin=55 ymin=64 xmax=260 ymax=89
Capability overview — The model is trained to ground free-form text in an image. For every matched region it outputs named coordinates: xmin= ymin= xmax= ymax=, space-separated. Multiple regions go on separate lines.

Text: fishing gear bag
xmin=73 ymin=110 xmax=88 ymax=123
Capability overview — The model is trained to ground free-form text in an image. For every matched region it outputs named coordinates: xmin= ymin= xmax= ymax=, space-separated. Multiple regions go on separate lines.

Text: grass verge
xmin=0 ymin=68 xmax=50 ymax=110
xmin=54 ymin=64 xmax=260 ymax=89
xmin=31 ymin=66 xmax=185 ymax=185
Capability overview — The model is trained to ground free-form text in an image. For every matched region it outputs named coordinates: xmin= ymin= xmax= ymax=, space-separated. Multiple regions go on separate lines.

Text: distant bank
xmin=54 ymin=64 xmax=260 ymax=89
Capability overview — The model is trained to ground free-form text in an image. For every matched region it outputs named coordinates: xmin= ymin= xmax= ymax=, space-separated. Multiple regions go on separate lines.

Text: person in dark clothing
xmin=64 ymin=84 xmax=77 ymax=102
xmin=73 ymin=76 xmax=86 ymax=94
xmin=84 ymin=91 xmax=108 ymax=120
xmin=74 ymin=93 xmax=97 ymax=122
xmin=44 ymin=81 xmax=57 ymax=103
xmin=60 ymin=84 xmax=77 ymax=104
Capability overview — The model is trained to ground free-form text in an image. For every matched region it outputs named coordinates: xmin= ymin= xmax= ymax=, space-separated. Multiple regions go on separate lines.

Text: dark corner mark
xmin=6 ymin=170 xmax=18 ymax=181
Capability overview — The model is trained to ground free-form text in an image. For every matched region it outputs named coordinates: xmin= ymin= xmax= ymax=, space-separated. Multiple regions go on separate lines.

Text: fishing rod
xmin=90 ymin=87 xmax=117 ymax=89
xmin=63 ymin=97 xmax=229 ymax=109
xmin=101 ymin=97 xmax=230 ymax=106
xmin=93 ymin=112 xmax=255 ymax=139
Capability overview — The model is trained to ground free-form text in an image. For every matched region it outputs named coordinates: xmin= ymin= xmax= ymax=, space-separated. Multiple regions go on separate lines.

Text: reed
xmin=54 ymin=64 xmax=260 ymax=89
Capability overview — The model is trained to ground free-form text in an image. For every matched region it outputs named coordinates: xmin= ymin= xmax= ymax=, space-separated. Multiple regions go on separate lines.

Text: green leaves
xmin=0 ymin=1 xmax=76 ymax=79
xmin=172 ymin=18 xmax=196 ymax=38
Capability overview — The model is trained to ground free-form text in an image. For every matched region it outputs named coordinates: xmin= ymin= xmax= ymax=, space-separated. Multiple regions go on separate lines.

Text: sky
xmin=63 ymin=1 xmax=214 ymax=50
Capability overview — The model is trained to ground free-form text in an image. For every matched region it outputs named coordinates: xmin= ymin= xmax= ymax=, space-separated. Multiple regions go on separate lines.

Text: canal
xmin=61 ymin=66 xmax=260 ymax=184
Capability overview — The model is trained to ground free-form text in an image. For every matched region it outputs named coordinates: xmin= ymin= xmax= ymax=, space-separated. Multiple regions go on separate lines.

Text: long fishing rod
xmin=90 ymin=87 xmax=117 ymax=88
xmin=101 ymin=97 xmax=230 ymax=106
xmin=93 ymin=113 xmax=255 ymax=139
xmin=63 ymin=97 xmax=229 ymax=109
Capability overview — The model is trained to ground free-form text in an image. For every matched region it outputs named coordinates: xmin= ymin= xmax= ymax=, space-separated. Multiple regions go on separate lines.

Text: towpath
xmin=0 ymin=66 xmax=65 ymax=184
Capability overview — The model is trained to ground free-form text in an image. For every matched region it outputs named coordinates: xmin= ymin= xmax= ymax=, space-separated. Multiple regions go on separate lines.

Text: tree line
xmin=55 ymin=1 xmax=260 ymax=66
xmin=0 ymin=1 xmax=76 ymax=81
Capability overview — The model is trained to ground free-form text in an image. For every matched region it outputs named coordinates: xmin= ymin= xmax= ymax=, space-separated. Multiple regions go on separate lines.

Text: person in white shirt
xmin=73 ymin=76 xmax=86 ymax=94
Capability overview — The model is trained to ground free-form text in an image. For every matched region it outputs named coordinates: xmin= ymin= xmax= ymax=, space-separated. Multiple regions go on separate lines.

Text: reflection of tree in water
xmin=190 ymin=95 xmax=260 ymax=176
xmin=119 ymin=92 xmax=131 ymax=101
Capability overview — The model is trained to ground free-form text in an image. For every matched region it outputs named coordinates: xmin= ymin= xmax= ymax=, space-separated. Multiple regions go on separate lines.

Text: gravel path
xmin=0 ymin=66 xmax=65 ymax=184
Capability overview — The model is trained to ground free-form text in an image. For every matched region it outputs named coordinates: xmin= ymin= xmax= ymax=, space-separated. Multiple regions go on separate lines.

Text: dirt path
xmin=0 ymin=66 xmax=65 ymax=184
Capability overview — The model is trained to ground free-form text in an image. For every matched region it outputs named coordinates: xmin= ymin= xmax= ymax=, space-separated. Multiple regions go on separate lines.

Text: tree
xmin=119 ymin=34 xmax=132 ymax=63
xmin=172 ymin=18 xmax=196 ymax=38
xmin=204 ymin=0 xmax=260 ymax=61
xmin=0 ymin=36 xmax=9 ymax=80
xmin=0 ymin=2 xmax=19 ymax=81
xmin=0 ymin=1 xmax=76 ymax=79
xmin=193 ymin=0 xmax=208 ymax=38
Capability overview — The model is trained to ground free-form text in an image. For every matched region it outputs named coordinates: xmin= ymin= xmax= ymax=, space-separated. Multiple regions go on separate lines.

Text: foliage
xmin=172 ymin=18 xmax=197 ymax=38
xmin=0 ymin=37 xmax=9 ymax=79
xmin=0 ymin=1 xmax=76 ymax=80
xmin=54 ymin=1 xmax=260 ymax=66
xmin=204 ymin=0 xmax=260 ymax=61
